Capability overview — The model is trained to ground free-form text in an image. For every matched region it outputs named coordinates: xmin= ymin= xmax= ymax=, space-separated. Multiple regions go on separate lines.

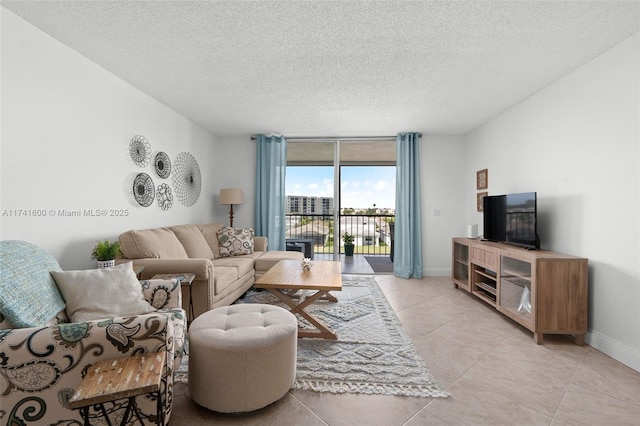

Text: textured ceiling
xmin=2 ymin=1 xmax=639 ymax=137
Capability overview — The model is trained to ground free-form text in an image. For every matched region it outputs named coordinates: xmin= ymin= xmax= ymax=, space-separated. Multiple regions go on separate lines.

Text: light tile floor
xmin=170 ymin=275 xmax=640 ymax=425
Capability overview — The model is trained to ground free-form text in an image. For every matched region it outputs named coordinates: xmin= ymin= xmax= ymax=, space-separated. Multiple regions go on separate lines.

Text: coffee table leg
xmin=288 ymin=291 xmax=337 ymax=303
xmin=266 ymin=288 xmax=338 ymax=339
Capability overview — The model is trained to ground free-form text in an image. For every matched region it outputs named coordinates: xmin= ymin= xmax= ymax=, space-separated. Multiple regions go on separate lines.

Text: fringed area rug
xmin=176 ymin=275 xmax=449 ymax=398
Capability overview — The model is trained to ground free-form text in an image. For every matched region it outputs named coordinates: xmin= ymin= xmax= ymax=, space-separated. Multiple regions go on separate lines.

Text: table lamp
xmin=219 ymin=188 xmax=244 ymax=227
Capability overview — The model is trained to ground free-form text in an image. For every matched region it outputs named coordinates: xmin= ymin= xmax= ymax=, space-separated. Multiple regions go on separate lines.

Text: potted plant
xmin=342 ymin=232 xmax=355 ymax=257
xmin=91 ymin=239 xmax=121 ymax=268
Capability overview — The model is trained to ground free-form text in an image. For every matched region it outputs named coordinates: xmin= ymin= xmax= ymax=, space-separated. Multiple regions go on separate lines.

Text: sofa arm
xmin=0 ymin=312 xmax=178 ymax=425
xmin=254 ymin=236 xmax=267 ymax=251
xmin=117 ymin=258 xmax=215 ymax=317
xmin=119 ymin=258 xmax=213 ymax=281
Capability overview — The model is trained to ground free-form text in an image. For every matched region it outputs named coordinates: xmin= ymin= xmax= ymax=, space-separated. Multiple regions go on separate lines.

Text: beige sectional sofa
xmin=118 ymin=222 xmax=303 ymax=318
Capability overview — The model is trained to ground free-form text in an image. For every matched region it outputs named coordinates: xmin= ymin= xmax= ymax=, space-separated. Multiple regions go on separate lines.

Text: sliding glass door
xmin=285 ymin=139 xmax=396 ymax=260
xmin=286 ymin=140 xmax=339 ymax=259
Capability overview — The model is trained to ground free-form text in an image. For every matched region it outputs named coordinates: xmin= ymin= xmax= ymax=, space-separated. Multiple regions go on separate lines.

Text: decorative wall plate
xmin=156 ymin=183 xmax=173 ymax=210
xmin=129 ymin=135 xmax=152 ymax=167
xmin=154 ymin=152 xmax=171 ymax=179
xmin=133 ymin=173 xmax=155 ymax=207
xmin=172 ymin=152 xmax=201 ymax=207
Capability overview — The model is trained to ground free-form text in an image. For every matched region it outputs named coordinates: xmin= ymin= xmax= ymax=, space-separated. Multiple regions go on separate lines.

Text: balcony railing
xmin=285 ymin=213 xmax=395 ymax=256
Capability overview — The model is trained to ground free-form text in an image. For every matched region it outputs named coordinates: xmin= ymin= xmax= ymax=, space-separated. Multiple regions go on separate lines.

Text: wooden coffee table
xmin=254 ymin=260 xmax=342 ymax=339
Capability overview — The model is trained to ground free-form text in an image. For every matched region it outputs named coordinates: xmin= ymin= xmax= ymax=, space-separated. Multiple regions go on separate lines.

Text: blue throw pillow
xmin=0 ymin=240 xmax=66 ymax=328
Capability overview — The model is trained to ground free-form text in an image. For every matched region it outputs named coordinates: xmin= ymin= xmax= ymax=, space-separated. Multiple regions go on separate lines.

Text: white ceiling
xmin=3 ymin=1 xmax=639 ymax=137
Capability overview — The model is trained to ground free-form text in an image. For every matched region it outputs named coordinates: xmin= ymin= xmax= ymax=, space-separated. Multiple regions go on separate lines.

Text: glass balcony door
xmin=286 ymin=139 xmax=396 ymax=261
xmin=286 ymin=140 xmax=339 ymax=260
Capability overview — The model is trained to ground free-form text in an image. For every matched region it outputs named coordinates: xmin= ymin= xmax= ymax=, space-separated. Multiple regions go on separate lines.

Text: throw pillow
xmin=217 ymin=227 xmax=254 ymax=257
xmin=0 ymin=240 xmax=66 ymax=328
xmin=51 ymin=262 xmax=156 ymax=322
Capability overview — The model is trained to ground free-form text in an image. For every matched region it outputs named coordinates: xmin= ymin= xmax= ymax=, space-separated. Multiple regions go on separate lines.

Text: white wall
xmin=211 ymin=136 xmax=257 ymax=229
xmin=1 ymin=9 xmax=218 ymax=270
xmin=421 ymin=134 xmax=467 ymax=276
xmin=465 ymin=33 xmax=640 ymax=371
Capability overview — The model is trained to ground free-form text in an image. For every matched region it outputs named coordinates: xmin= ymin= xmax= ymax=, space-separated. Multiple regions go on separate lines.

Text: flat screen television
xmin=483 ymin=192 xmax=539 ymax=249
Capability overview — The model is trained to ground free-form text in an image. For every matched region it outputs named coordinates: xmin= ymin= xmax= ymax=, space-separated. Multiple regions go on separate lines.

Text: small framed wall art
xmin=476 ymin=169 xmax=488 ymax=190
xmin=477 ymin=192 xmax=488 ymax=212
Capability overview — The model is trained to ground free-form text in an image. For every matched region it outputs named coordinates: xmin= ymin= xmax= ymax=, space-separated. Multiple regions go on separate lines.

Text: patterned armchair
xmin=0 ymin=240 xmax=186 ymax=425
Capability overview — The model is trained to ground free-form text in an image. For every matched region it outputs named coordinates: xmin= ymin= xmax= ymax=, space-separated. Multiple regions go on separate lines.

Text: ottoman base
xmin=188 ymin=304 xmax=298 ymax=413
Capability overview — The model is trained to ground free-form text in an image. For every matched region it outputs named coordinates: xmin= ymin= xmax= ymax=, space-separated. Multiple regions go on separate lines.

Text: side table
xmin=152 ymin=273 xmax=196 ymax=323
xmin=68 ymin=351 xmax=165 ymax=426
xmin=133 ymin=265 xmax=145 ymax=279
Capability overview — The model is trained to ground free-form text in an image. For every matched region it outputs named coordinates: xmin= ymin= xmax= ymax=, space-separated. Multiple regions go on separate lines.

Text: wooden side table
xmin=152 ymin=273 xmax=196 ymax=323
xmin=133 ymin=265 xmax=145 ymax=279
xmin=68 ymin=351 xmax=165 ymax=426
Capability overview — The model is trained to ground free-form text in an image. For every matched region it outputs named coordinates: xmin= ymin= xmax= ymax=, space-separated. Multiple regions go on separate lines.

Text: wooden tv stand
xmin=452 ymin=238 xmax=588 ymax=345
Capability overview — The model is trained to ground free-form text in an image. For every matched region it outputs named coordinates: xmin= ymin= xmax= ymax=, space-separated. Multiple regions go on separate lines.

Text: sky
xmin=286 ymin=166 xmax=396 ymax=209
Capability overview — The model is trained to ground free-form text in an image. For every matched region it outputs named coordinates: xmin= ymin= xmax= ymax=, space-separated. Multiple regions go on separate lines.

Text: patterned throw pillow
xmin=217 ymin=227 xmax=254 ymax=257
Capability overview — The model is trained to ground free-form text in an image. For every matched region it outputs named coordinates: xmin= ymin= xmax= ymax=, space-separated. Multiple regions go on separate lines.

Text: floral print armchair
xmin=0 ymin=240 xmax=186 ymax=425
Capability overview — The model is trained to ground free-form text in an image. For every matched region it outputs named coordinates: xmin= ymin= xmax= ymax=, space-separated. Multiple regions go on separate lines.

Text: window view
xmin=285 ymin=165 xmax=395 ymax=256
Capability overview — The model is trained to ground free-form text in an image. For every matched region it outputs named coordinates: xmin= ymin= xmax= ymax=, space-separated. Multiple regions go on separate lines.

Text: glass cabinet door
xmin=499 ymin=256 xmax=533 ymax=328
xmin=453 ymin=242 xmax=469 ymax=289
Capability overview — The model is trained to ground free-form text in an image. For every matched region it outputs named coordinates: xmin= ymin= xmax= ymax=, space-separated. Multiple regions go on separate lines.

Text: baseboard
xmin=586 ymin=329 xmax=640 ymax=373
xmin=423 ymin=267 xmax=450 ymax=277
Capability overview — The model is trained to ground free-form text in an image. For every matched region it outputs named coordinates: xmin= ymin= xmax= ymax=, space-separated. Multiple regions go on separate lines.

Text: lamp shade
xmin=219 ymin=188 xmax=244 ymax=205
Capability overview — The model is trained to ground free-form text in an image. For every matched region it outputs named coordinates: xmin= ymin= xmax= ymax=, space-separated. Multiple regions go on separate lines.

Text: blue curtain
xmin=394 ymin=132 xmax=423 ymax=279
xmin=255 ymin=134 xmax=287 ymax=251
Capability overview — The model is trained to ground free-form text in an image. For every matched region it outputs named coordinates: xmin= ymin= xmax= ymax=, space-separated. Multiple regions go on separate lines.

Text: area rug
xmin=364 ymin=255 xmax=395 ymax=273
xmin=175 ymin=275 xmax=448 ymax=398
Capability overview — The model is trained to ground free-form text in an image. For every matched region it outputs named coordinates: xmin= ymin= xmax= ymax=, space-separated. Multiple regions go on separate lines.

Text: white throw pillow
xmin=51 ymin=262 xmax=156 ymax=322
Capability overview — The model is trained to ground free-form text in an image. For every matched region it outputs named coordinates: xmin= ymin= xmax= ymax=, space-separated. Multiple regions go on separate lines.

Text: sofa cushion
xmin=170 ymin=225 xmax=214 ymax=259
xmin=253 ymin=236 xmax=268 ymax=252
xmin=217 ymin=227 xmax=254 ymax=257
xmin=254 ymin=251 xmax=305 ymax=273
xmin=240 ymin=252 xmax=264 ymax=261
xmin=51 ymin=262 xmax=156 ymax=322
xmin=119 ymin=227 xmax=188 ymax=259
xmin=198 ymin=223 xmax=225 ymax=259
xmin=212 ymin=257 xmax=255 ymax=280
xmin=0 ymin=240 xmax=66 ymax=328
xmin=212 ymin=266 xmax=240 ymax=295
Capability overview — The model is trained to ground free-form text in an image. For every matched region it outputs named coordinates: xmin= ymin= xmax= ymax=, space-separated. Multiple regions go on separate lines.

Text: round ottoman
xmin=188 ymin=304 xmax=298 ymax=413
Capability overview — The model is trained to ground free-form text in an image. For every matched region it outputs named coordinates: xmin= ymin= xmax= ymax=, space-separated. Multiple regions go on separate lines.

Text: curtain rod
xmin=250 ymin=135 xmax=419 ymax=142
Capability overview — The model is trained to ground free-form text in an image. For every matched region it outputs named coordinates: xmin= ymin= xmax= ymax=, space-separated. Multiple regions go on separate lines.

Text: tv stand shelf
xmin=452 ymin=238 xmax=588 ymax=345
